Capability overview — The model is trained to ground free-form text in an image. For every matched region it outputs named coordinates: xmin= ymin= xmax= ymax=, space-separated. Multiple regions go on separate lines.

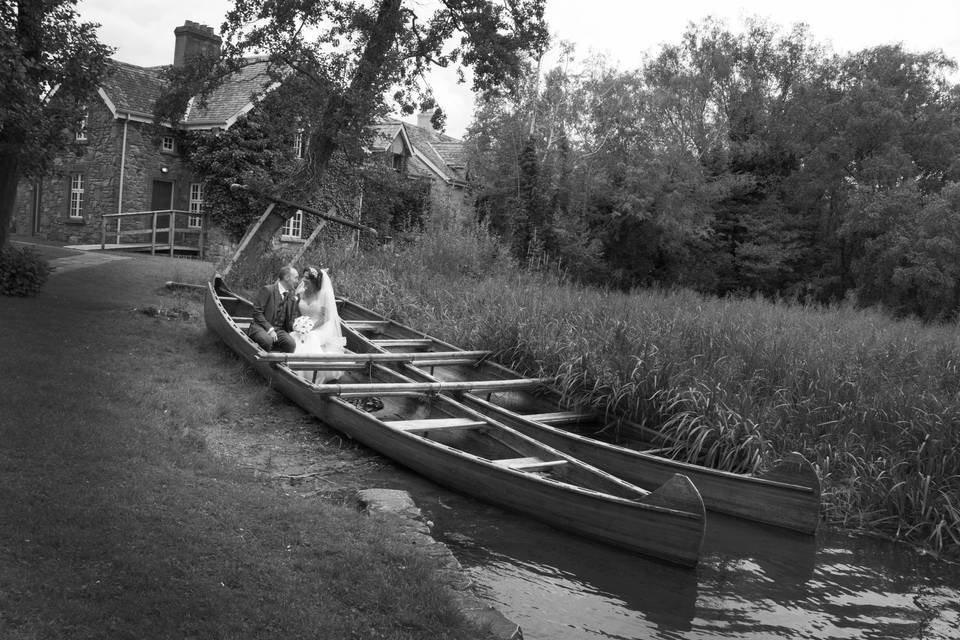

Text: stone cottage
xmin=11 ymin=20 xmax=472 ymax=255
xmin=369 ymin=112 xmax=472 ymax=226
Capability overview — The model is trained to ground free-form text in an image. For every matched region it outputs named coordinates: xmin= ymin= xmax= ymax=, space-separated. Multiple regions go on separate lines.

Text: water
xmin=411 ymin=491 xmax=960 ymax=640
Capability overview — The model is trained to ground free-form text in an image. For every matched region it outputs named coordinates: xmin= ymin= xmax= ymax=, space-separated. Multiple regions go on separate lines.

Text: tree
xmin=0 ymin=0 xmax=113 ymax=248
xmin=161 ymin=0 xmax=547 ymax=273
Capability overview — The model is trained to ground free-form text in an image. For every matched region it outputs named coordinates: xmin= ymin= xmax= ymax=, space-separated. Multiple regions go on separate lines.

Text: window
xmin=75 ymin=111 xmax=88 ymax=141
xmin=282 ymin=209 xmax=303 ymax=239
xmin=69 ymin=174 xmax=84 ymax=219
xmin=292 ymin=129 xmax=305 ymax=159
xmin=161 ymin=136 xmax=175 ymax=152
xmin=188 ymin=183 xmax=203 ymax=228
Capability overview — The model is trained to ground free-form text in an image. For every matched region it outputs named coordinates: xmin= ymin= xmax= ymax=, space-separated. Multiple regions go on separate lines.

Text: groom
xmin=247 ymin=264 xmax=299 ymax=353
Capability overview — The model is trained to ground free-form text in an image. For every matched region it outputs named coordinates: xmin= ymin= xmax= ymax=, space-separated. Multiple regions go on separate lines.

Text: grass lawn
xmin=0 ymin=251 xmax=497 ymax=640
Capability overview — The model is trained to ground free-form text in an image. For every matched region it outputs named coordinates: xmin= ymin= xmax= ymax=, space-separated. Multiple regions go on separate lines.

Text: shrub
xmin=0 ymin=245 xmax=53 ymax=297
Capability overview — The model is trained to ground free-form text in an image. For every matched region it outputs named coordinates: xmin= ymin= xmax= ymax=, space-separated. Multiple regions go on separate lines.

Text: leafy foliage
xmin=0 ymin=0 xmax=113 ymax=247
xmin=158 ymin=0 xmax=547 ymax=274
xmin=467 ymin=16 xmax=960 ymax=320
xmin=0 ymin=245 xmax=52 ymax=296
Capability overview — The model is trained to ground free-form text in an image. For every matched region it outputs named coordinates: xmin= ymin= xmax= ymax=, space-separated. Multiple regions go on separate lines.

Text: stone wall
xmin=12 ymin=97 xmax=193 ymax=246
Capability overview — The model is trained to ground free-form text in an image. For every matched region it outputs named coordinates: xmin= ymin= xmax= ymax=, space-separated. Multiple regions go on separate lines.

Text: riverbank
xmin=0 ymin=243 xmax=507 ymax=639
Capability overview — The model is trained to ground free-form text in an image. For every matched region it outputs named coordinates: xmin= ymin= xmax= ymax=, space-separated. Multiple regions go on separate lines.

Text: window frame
xmin=292 ymin=128 xmax=306 ymax=159
xmin=161 ymin=135 xmax=176 ymax=153
xmin=68 ymin=173 xmax=84 ymax=219
xmin=188 ymin=182 xmax=203 ymax=228
xmin=75 ymin=111 xmax=88 ymax=142
xmin=281 ymin=209 xmax=303 ymax=240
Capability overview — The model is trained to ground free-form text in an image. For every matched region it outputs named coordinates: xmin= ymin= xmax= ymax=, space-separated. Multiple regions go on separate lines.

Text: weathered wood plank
xmin=257 ymin=350 xmax=490 ymax=364
xmin=372 ymin=338 xmax=435 ymax=348
xmin=525 ymin=411 xmax=598 ymax=424
xmin=386 ymin=418 xmax=487 ymax=433
xmin=492 ymin=457 xmax=568 ymax=471
xmin=312 ymin=377 xmax=556 ymax=396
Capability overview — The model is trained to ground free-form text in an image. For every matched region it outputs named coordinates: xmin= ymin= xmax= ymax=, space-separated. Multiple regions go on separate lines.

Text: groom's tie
xmin=279 ymin=290 xmax=291 ymax=327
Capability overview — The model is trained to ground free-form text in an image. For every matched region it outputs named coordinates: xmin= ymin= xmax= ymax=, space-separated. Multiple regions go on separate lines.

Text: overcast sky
xmin=77 ymin=0 xmax=960 ymax=138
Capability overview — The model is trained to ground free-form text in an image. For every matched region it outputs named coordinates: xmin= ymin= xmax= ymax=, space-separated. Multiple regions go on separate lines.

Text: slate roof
xmin=98 ymin=55 xmax=466 ymax=182
xmin=184 ymin=59 xmax=274 ymax=126
xmin=100 ymin=61 xmax=167 ymax=117
xmin=98 ymin=58 xmax=274 ymax=128
xmin=401 ymin=121 xmax=467 ymax=184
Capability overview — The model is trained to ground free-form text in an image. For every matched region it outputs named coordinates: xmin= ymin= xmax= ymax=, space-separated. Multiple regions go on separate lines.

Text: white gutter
xmin=118 ymin=115 xmax=128 ymax=214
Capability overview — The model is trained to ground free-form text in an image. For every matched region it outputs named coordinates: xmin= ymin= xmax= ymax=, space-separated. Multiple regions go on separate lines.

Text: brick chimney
xmin=417 ymin=108 xmax=436 ymax=130
xmin=173 ymin=21 xmax=221 ymax=67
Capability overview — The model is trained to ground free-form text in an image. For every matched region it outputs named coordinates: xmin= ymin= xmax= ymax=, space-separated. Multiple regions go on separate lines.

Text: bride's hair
xmin=302 ymin=266 xmax=321 ymax=294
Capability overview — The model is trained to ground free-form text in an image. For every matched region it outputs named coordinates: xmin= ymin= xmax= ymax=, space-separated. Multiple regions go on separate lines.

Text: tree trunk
xmin=227 ymin=0 xmax=403 ymax=276
xmin=0 ymin=148 xmax=22 ymax=249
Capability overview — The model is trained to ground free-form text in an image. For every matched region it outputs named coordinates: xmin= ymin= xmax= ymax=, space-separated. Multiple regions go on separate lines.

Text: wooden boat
xmin=335 ymin=298 xmax=822 ymax=534
xmin=205 ymin=276 xmax=706 ymax=566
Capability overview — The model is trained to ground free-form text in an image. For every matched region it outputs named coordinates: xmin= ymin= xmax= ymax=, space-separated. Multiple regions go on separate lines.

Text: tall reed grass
xmin=250 ymin=220 xmax=960 ymax=556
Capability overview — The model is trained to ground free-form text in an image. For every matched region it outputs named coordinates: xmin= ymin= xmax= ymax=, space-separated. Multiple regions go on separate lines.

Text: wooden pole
xmin=308 ymin=377 xmax=557 ymax=396
xmin=198 ymin=213 xmax=205 ymax=260
xmin=229 ymin=183 xmax=378 ymax=236
xmin=169 ymin=210 xmax=175 ymax=257
xmin=151 ymin=212 xmax=157 ymax=255
xmin=222 ymin=202 xmax=275 ymax=277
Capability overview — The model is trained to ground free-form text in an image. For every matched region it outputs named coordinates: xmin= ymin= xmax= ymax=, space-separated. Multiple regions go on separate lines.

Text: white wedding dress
xmin=293 ymin=270 xmax=347 ymax=383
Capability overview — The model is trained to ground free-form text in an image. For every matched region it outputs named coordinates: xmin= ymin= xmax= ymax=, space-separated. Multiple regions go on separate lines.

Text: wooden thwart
xmin=372 ymin=338 xmax=434 ymax=348
xmin=345 ymin=320 xmax=391 ymax=332
xmin=315 ymin=377 xmax=556 ymax=397
xmin=386 ymin=418 xmax=487 ymax=433
xmin=492 ymin=456 xmax=568 ymax=471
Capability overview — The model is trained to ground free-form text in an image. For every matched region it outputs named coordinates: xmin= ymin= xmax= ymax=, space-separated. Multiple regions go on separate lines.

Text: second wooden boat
xmin=336 ymin=297 xmax=821 ymax=534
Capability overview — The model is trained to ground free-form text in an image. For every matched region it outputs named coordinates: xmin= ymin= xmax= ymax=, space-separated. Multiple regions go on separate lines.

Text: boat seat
xmin=345 ymin=320 xmax=390 ymax=333
xmin=373 ymin=338 xmax=434 ymax=349
xmin=386 ymin=418 xmax=487 ymax=433
xmin=409 ymin=357 xmax=489 ymax=366
xmin=219 ymin=295 xmax=239 ymax=301
xmin=524 ymin=411 xmax=596 ymax=424
xmin=491 ymin=456 xmax=568 ymax=471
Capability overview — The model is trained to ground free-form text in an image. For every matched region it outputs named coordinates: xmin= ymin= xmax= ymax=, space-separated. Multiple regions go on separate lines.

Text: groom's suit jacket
xmin=249 ymin=282 xmax=297 ymax=334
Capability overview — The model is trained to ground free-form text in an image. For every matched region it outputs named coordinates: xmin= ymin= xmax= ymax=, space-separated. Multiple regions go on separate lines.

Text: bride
xmin=291 ymin=266 xmax=347 ymax=383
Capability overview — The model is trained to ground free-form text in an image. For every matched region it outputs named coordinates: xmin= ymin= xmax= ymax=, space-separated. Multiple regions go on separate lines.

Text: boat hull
xmin=205 ymin=279 xmax=705 ymax=566
xmin=337 ymin=298 xmax=821 ymax=533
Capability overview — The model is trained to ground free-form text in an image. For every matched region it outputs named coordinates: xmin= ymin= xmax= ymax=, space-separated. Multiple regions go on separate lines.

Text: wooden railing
xmin=100 ymin=209 xmax=206 ymax=259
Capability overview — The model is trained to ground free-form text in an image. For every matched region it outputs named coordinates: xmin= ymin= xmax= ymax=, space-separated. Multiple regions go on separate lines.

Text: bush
xmin=0 ymin=245 xmax=53 ymax=296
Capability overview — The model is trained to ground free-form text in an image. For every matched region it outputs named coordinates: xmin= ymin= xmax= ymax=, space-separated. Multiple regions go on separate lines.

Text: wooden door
xmin=151 ymin=180 xmax=173 ymax=244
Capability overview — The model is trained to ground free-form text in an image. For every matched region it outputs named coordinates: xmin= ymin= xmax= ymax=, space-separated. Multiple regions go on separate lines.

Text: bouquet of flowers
xmin=292 ymin=315 xmax=315 ymax=341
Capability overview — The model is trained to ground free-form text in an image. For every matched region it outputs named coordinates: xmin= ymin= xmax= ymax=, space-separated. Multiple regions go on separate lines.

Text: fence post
xmin=100 ymin=216 xmax=106 ymax=250
xmin=198 ymin=212 xmax=205 ymax=261
xmin=151 ymin=212 xmax=157 ymax=255
xmin=169 ymin=210 xmax=176 ymax=257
